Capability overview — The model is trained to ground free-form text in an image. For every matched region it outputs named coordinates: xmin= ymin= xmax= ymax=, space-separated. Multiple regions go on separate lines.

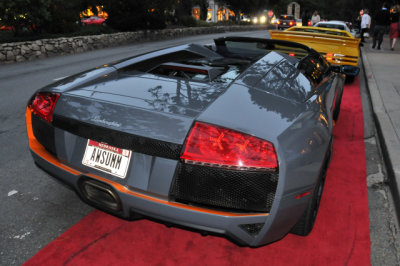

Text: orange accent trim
xmin=26 ymin=108 xmax=268 ymax=218
xmin=26 ymin=107 xmax=80 ymax=175
xmin=85 ymin=173 xmax=267 ymax=217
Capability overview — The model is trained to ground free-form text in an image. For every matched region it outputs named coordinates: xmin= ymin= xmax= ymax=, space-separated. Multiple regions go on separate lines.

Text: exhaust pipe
xmin=79 ymin=177 xmax=121 ymax=212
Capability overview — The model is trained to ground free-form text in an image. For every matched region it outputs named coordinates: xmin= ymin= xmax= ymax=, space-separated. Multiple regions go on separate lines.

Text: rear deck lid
xmin=53 ymin=72 xmax=228 ymax=144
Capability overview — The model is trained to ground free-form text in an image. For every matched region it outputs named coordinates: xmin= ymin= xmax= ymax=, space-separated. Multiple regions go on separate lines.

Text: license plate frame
xmin=82 ymin=140 xmax=132 ymax=179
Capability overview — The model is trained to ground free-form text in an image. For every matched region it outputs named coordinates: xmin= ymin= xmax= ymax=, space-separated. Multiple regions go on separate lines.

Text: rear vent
xmin=170 ymin=163 xmax=279 ymax=213
xmin=150 ymin=62 xmax=224 ymax=81
xmin=239 ymin=223 xmax=265 ymax=236
xmin=31 ymin=113 xmax=56 ymax=155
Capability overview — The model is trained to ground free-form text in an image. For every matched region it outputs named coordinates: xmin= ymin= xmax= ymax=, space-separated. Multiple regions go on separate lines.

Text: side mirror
xmin=330 ymin=65 xmax=341 ymax=73
xmin=330 ymin=65 xmax=359 ymax=77
xmin=341 ymin=65 xmax=360 ymax=76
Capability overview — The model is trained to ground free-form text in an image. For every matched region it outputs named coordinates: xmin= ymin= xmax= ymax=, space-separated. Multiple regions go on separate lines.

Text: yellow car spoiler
xmin=270 ymin=26 xmax=360 ymax=67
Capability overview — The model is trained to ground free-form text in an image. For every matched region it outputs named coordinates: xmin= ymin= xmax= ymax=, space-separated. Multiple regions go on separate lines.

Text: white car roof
xmin=315 ymin=21 xmax=350 ymax=31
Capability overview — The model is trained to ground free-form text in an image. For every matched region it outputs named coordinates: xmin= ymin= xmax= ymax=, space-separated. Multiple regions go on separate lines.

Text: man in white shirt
xmin=361 ymin=9 xmax=371 ymax=43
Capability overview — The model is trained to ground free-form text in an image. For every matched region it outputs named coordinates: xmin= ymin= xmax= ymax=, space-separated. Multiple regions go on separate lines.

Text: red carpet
xmin=25 ymin=78 xmax=370 ymax=265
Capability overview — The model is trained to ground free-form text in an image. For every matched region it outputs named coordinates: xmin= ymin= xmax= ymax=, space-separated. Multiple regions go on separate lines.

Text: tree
xmin=0 ymin=0 xmax=83 ymax=35
xmin=217 ymin=0 xmax=263 ymax=21
xmin=43 ymin=0 xmax=82 ymax=33
xmin=195 ymin=0 xmax=208 ymax=21
xmin=0 ymin=0 xmax=51 ymax=35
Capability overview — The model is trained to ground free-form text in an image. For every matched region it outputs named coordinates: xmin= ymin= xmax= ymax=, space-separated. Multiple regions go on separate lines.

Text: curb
xmin=361 ymin=47 xmax=400 ymax=222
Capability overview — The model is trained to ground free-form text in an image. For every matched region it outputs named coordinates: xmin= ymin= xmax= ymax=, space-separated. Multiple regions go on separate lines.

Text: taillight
xmin=289 ymin=53 xmax=295 ymax=57
xmin=326 ymin=53 xmax=333 ymax=61
xmin=29 ymin=92 xmax=59 ymax=123
xmin=180 ymin=122 xmax=278 ymax=171
xmin=277 ymin=20 xmax=281 ymax=25
xmin=289 ymin=21 xmax=293 ymax=26
xmin=308 ymin=21 xmax=311 ymax=26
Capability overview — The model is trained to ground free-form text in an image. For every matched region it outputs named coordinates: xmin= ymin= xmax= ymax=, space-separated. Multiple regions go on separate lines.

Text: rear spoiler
xmin=270 ymin=28 xmax=360 ymax=67
xmin=213 ymin=36 xmax=319 ymax=61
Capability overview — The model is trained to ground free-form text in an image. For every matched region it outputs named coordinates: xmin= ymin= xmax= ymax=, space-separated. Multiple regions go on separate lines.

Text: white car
xmin=314 ymin=20 xmax=357 ymax=37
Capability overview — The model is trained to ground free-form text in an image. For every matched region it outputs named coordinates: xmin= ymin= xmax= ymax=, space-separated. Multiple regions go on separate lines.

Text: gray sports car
xmin=26 ymin=37 xmax=345 ymax=247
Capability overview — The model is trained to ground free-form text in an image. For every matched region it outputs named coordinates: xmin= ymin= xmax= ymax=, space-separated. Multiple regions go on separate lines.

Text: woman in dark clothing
xmin=372 ymin=3 xmax=391 ymax=50
xmin=389 ymin=6 xmax=399 ymax=50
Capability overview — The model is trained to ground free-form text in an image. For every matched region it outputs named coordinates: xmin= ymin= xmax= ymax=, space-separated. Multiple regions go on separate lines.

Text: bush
xmin=178 ymin=16 xmax=198 ymax=27
xmin=0 ymin=24 xmax=116 ymax=43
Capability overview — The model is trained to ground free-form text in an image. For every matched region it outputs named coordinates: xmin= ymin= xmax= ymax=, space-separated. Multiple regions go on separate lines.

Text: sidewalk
xmin=361 ymin=36 xmax=400 ymax=220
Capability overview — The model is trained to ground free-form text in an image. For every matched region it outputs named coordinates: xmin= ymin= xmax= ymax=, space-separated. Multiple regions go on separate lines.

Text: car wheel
xmin=290 ymin=153 xmax=329 ymax=236
xmin=345 ymin=75 xmax=355 ymax=83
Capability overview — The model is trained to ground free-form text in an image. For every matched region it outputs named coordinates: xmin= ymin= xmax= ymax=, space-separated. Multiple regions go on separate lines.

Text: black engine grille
xmin=170 ymin=163 xmax=279 ymax=213
xmin=32 ymin=113 xmax=56 ymax=155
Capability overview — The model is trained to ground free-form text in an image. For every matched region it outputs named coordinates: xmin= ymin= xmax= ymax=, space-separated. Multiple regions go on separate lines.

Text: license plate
xmin=82 ymin=140 xmax=132 ymax=179
xmin=283 ymin=22 xmax=287 ymax=25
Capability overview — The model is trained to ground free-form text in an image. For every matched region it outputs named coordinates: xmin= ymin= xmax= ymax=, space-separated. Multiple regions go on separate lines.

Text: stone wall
xmin=0 ymin=25 xmax=267 ymax=64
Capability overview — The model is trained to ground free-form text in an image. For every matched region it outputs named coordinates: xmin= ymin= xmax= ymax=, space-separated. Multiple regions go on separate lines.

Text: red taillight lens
xmin=326 ymin=53 xmax=333 ymax=61
xmin=289 ymin=21 xmax=293 ymax=26
xmin=181 ymin=122 xmax=278 ymax=171
xmin=277 ymin=20 xmax=281 ymax=25
xmin=308 ymin=21 xmax=311 ymax=26
xmin=29 ymin=92 xmax=59 ymax=123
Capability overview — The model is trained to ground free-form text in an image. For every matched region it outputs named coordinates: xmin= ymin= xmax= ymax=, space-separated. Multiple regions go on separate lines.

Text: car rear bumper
xmin=31 ymin=148 xmax=278 ymax=246
xmin=26 ymin=108 xmax=311 ymax=247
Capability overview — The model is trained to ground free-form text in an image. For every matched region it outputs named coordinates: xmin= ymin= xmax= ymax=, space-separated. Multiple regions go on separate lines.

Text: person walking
xmin=389 ymin=5 xmax=399 ymax=50
xmin=372 ymin=3 xmax=391 ymax=50
xmin=360 ymin=9 xmax=371 ymax=43
xmin=311 ymin=11 xmax=320 ymax=25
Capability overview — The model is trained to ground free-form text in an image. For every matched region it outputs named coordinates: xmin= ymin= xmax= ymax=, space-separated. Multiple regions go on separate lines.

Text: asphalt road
xmin=0 ymin=29 xmax=399 ymax=265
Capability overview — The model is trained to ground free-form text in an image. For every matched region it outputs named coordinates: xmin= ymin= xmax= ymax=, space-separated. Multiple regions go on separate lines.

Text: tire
xmin=345 ymin=75 xmax=355 ymax=83
xmin=290 ymin=153 xmax=329 ymax=236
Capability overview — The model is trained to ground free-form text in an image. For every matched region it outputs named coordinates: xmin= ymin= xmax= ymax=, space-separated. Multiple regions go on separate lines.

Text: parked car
xmin=314 ymin=20 xmax=357 ymax=37
xmin=26 ymin=36 xmax=345 ymax=247
xmin=276 ymin=14 xmax=296 ymax=29
xmin=81 ymin=16 xmax=106 ymax=26
xmin=270 ymin=26 xmax=361 ymax=81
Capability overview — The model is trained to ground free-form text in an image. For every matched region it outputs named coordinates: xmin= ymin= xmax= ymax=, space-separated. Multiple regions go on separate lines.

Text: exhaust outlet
xmin=79 ymin=178 xmax=121 ymax=212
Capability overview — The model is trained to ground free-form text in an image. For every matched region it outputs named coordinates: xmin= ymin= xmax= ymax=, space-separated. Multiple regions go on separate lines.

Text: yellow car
xmin=270 ymin=26 xmax=360 ymax=80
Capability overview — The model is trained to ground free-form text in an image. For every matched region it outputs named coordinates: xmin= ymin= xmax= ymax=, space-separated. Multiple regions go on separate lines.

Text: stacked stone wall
xmin=0 ymin=25 xmax=266 ymax=64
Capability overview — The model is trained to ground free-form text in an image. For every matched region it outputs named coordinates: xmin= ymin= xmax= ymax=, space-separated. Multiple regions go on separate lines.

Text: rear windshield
xmin=316 ymin=23 xmax=345 ymax=30
xmin=280 ymin=15 xmax=294 ymax=20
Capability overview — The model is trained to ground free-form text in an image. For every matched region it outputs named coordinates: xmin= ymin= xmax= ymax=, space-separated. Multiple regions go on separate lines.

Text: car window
xmin=280 ymin=15 xmax=294 ymax=20
xmin=297 ymin=54 xmax=330 ymax=86
xmin=257 ymin=60 xmax=314 ymax=102
xmin=316 ymin=23 xmax=345 ymax=30
xmin=221 ymin=41 xmax=270 ymax=60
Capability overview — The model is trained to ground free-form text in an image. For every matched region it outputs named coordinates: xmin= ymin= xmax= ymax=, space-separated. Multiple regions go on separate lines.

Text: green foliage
xmin=175 ymin=0 xmax=194 ymax=17
xmin=194 ymin=0 xmax=208 ymax=20
xmin=0 ymin=24 xmax=115 ymax=43
xmin=102 ymin=0 xmax=171 ymax=31
xmin=0 ymin=0 xmax=82 ymax=35
xmin=0 ymin=0 xmax=51 ymax=35
xmin=174 ymin=15 xmax=197 ymax=27
xmin=43 ymin=0 xmax=82 ymax=34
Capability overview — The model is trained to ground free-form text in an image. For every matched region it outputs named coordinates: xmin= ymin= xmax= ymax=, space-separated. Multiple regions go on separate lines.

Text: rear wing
xmin=270 ymin=27 xmax=360 ymax=67
xmin=213 ymin=36 xmax=318 ymax=61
